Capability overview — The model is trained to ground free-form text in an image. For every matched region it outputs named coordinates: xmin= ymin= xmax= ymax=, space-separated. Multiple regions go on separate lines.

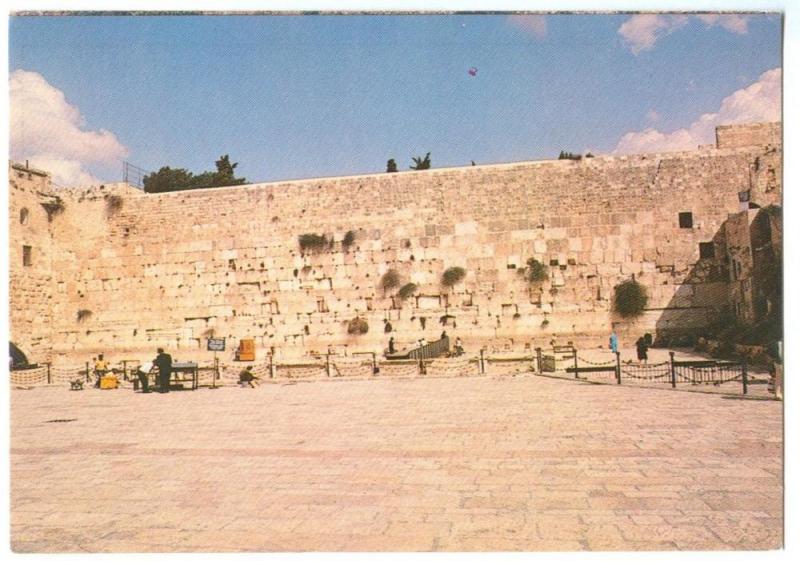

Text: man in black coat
xmin=153 ymin=348 xmax=173 ymax=393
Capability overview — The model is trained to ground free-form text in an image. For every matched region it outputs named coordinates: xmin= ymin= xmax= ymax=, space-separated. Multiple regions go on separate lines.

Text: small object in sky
xmin=468 ymin=67 xmax=478 ymax=76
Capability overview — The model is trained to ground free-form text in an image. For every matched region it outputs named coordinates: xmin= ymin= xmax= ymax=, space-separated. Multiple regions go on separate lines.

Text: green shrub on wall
xmin=380 ymin=269 xmax=401 ymax=292
xmin=613 ymin=279 xmax=648 ymax=317
xmin=441 ymin=267 xmax=466 ymax=288
xmin=347 ymin=317 xmax=369 ymax=335
xmin=342 ymin=230 xmax=356 ymax=250
xmin=398 ymin=282 xmax=417 ymax=300
xmin=521 ymin=258 xmax=548 ymax=283
xmin=105 ymin=194 xmax=124 ymax=216
xmin=298 ymin=233 xmax=328 ymax=252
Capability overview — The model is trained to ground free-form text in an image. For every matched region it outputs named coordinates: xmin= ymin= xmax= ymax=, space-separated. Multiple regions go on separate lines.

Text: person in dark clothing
xmin=136 ymin=365 xmax=151 ymax=393
xmin=636 ymin=337 xmax=649 ymax=364
xmin=153 ymin=348 xmax=173 ymax=393
xmin=239 ymin=365 xmax=259 ymax=388
xmin=388 ymin=337 xmax=396 ymax=354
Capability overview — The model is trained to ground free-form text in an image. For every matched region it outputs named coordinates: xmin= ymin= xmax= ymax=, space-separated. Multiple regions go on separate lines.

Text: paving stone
xmin=10 ymin=375 xmax=782 ymax=552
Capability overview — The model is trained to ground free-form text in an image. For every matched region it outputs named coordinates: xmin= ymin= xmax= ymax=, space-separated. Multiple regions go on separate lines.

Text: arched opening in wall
xmin=20 ymin=207 xmax=29 ymax=224
xmin=9 ymin=342 xmax=32 ymax=370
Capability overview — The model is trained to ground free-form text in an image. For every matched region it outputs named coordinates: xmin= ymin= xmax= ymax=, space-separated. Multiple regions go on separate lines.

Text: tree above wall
xmin=143 ymin=155 xmax=247 ymax=193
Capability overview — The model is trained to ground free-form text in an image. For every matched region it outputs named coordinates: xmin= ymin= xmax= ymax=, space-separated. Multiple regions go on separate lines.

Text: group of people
xmin=92 ymin=348 xmax=262 ymax=392
xmin=134 ymin=348 xmax=173 ymax=393
xmin=385 ymin=332 xmax=464 ymax=357
xmin=609 ymin=329 xmax=653 ymax=364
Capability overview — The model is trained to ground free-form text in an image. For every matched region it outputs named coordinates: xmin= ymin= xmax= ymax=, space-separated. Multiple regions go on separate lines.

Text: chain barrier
xmin=674 ymin=367 xmax=742 ymax=385
xmin=577 ymin=355 xmax=617 ymax=366
xmin=620 ymin=362 xmax=671 ymax=381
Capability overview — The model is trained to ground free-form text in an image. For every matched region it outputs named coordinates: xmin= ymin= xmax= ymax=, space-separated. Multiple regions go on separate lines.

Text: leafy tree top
xmin=143 ymin=154 xmax=247 ymax=193
xmin=410 ymin=152 xmax=431 ymax=170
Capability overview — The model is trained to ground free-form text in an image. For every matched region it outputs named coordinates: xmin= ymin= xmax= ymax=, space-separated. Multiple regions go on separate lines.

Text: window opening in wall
xmin=22 ymin=245 xmax=32 ymax=267
xmin=699 ymin=242 xmax=715 ymax=259
xmin=678 ymin=212 xmax=693 ymax=228
xmin=20 ymin=207 xmax=29 ymax=224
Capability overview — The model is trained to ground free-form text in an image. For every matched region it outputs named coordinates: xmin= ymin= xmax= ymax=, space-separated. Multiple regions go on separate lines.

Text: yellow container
xmin=100 ymin=375 xmax=119 ymax=390
xmin=237 ymin=339 xmax=256 ymax=361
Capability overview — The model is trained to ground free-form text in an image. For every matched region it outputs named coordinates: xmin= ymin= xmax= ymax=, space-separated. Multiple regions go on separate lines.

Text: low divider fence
xmin=564 ymin=351 xmax=752 ymax=395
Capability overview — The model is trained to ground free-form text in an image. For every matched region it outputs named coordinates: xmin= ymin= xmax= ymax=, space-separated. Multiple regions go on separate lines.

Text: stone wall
xmin=716 ymin=122 xmax=781 ymax=150
xmin=8 ymin=122 xmax=783 ymax=365
xmin=8 ymin=164 xmax=56 ymax=363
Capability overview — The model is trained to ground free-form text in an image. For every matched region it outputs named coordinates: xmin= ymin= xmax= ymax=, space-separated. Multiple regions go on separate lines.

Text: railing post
xmin=372 ymin=352 xmax=378 ymax=375
xmin=741 ymin=359 xmax=748 ymax=395
xmin=85 ymin=362 xmax=90 ymax=383
xmin=480 ymin=348 xmax=485 ymax=375
xmin=213 ymin=356 xmax=219 ymax=388
xmin=536 ymin=347 xmax=542 ymax=373
xmin=615 ymin=352 xmax=621 ymax=385
xmin=326 ymin=351 xmax=331 ymax=377
xmin=669 ymin=351 xmax=676 ymax=388
xmin=269 ymin=353 xmax=274 ymax=379
xmin=573 ymin=348 xmax=579 ymax=379
xmin=46 ymin=362 xmax=51 ymax=385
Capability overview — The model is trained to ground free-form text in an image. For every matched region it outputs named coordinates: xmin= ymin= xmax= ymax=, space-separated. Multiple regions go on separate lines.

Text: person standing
xmin=153 ymin=348 xmax=173 ymax=393
xmin=636 ymin=337 xmax=648 ymax=364
xmin=609 ymin=329 xmax=618 ymax=354
xmin=388 ymin=337 xmax=396 ymax=354
xmin=93 ymin=354 xmax=109 ymax=388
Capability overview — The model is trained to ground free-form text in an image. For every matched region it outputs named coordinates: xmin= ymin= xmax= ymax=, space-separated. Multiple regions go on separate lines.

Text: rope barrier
xmin=427 ymin=357 xmax=471 ymax=376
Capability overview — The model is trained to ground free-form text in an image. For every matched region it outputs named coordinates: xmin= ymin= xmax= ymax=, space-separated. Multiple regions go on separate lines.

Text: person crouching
xmin=239 ymin=366 xmax=259 ymax=388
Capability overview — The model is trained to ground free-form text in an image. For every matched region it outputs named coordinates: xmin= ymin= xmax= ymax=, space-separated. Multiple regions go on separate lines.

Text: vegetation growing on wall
xmin=441 ymin=266 xmax=466 ymax=288
xmin=342 ymin=230 xmax=356 ymax=250
xmin=398 ymin=282 xmax=417 ymax=300
xmin=386 ymin=159 xmax=398 ymax=173
xmin=380 ymin=269 xmax=401 ymax=292
xmin=613 ymin=279 xmax=649 ymax=317
xmin=105 ymin=194 xmax=124 ymax=216
xmin=76 ymin=309 xmax=92 ymax=323
xmin=520 ymin=258 xmax=549 ymax=283
xmin=298 ymin=233 xmax=329 ymax=252
xmin=347 ymin=317 xmax=369 ymax=335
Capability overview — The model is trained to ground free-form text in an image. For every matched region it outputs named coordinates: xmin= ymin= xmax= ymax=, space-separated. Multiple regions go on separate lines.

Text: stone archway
xmin=9 ymin=342 xmax=30 ymax=369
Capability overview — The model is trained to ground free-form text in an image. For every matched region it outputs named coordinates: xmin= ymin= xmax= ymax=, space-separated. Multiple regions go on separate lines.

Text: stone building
xmin=8 ymin=122 xmax=782 ymax=365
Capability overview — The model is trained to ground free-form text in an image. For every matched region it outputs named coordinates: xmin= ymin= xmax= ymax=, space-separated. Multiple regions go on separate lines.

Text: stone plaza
xmin=10 ymin=372 xmax=782 ymax=552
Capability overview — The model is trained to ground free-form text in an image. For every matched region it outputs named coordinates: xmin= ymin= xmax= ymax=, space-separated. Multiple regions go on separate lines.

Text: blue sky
xmin=8 ymin=13 xmax=782 ymax=185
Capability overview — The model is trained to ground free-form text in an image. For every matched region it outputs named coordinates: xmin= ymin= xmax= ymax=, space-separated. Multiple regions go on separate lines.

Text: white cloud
xmin=613 ymin=68 xmax=781 ymax=155
xmin=10 ymin=69 xmax=129 ymax=186
xmin=618 ymin=14 xmax=689 ymax=54
xmin=507 ymin=15 xmax=548 ymax=39
xmin=695 ymin=14 xmax=749 ymax=34
xmin=618 ymin=14 xmax=750 ymax=54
